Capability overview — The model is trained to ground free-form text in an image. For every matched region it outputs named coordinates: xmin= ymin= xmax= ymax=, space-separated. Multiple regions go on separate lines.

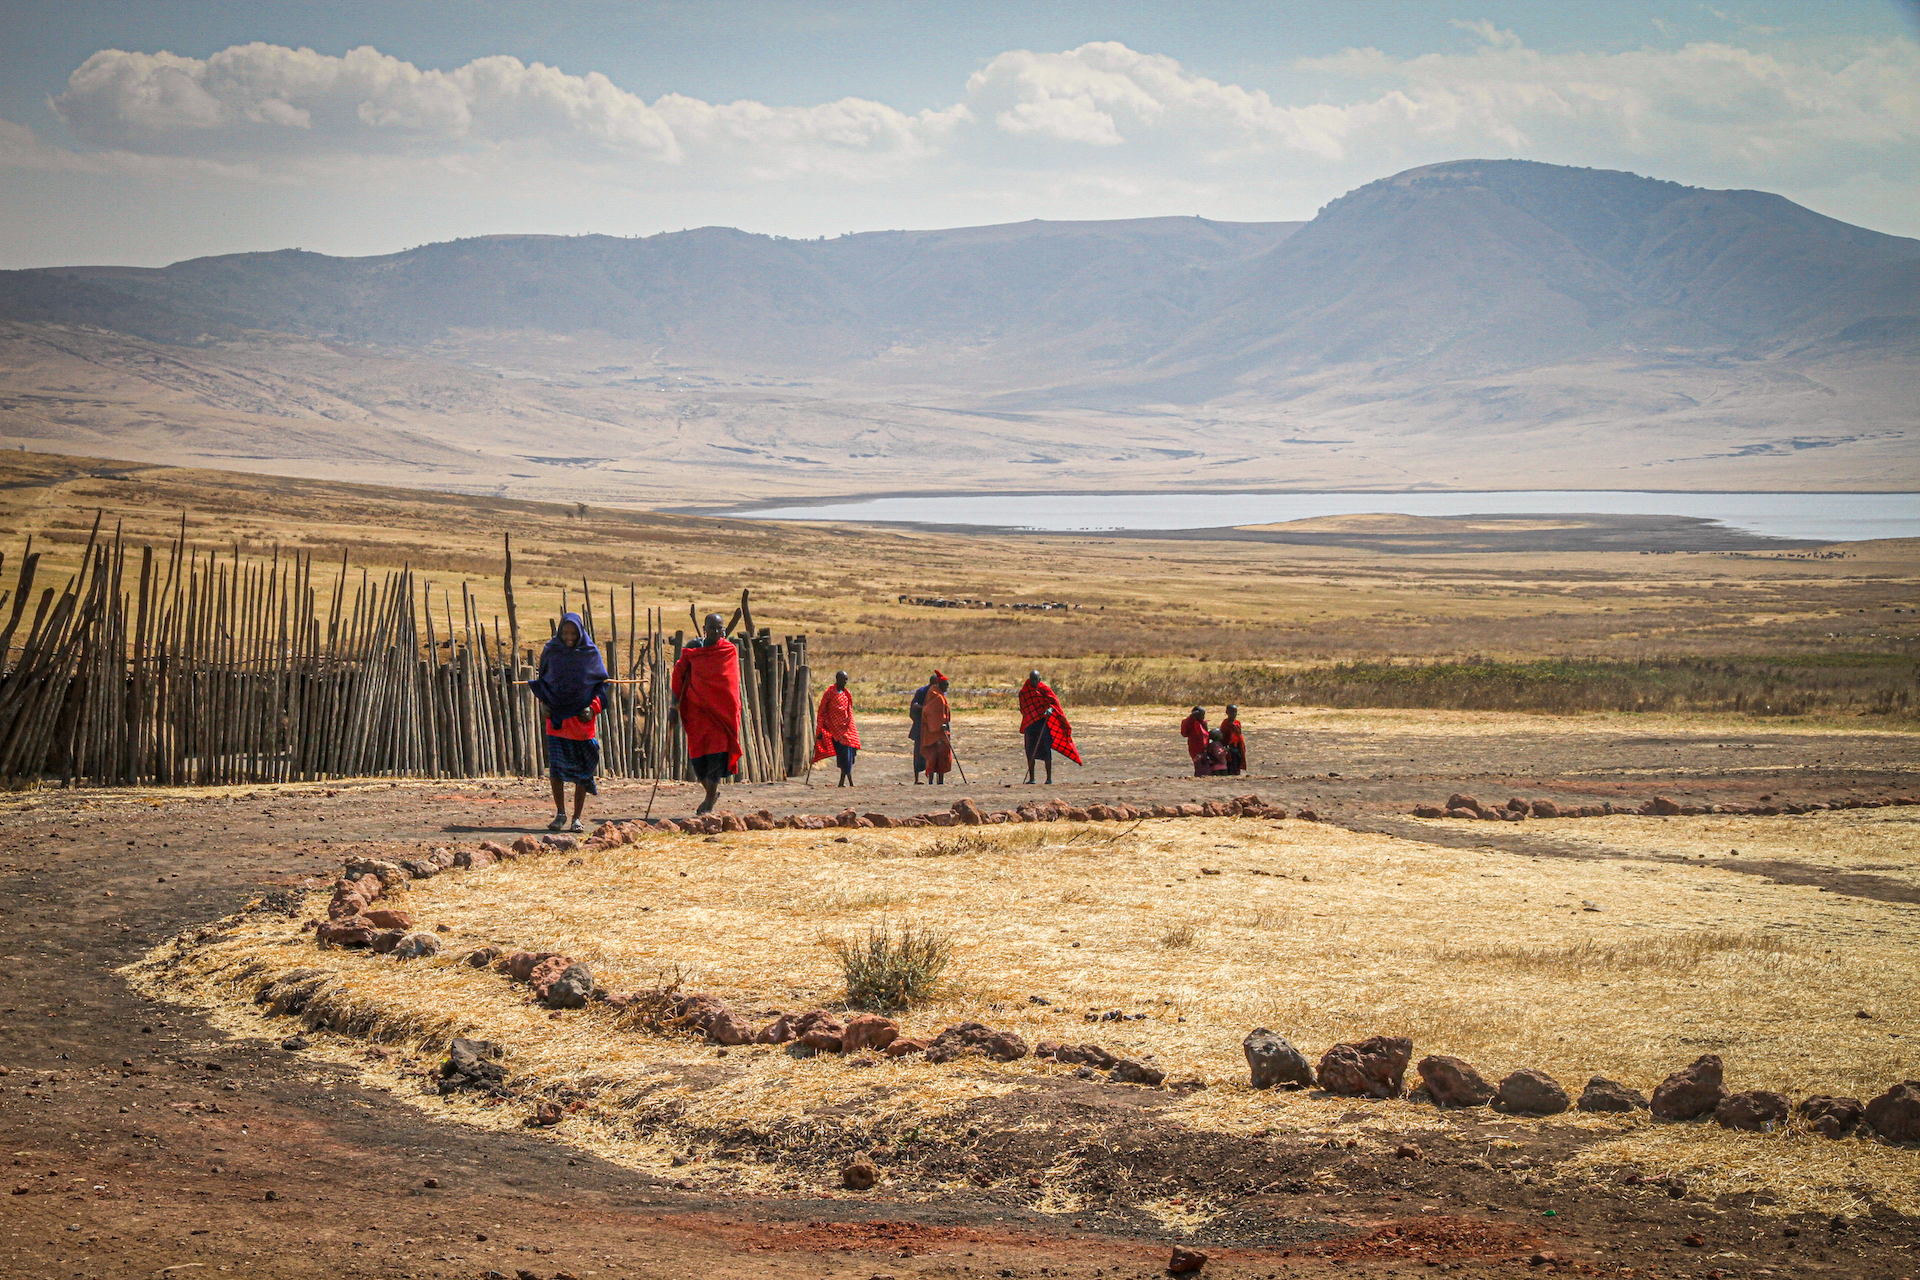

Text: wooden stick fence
xmin=0 ymin=522 xmax=814 ymax=788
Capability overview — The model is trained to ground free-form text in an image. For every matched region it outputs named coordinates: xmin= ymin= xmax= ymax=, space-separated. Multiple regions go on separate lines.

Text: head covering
xmin=930 ymin=669 xmax=946 ymax=682
xmin=529 ymin=612 xmax=609 ymax=729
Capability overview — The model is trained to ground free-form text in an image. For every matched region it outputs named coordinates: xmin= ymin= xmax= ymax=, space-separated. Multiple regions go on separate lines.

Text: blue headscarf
xmin=529 ymin=612 xmax=609 ymax=730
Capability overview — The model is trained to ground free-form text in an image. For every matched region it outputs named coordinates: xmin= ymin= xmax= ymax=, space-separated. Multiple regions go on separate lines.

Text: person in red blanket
xmin=1221 ymin=704 xmax=1247 ymax=776
xmin=1180 ymin=706 xmax=1210 ymax=776
xmin=812 ymin=670 xmax=861 ymax=786
xmin=669 ymin=612 xmax=742 ymax=816
xmin=1019 ymin=670 xmax=1081 ymax=784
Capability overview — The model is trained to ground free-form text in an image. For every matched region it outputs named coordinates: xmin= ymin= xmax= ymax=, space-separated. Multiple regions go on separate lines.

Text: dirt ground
xmin=2 ymin=710 xmax=1916 ymax=1280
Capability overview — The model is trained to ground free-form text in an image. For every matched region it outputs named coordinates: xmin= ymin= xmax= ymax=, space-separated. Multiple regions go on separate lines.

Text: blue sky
xmin=3 ymin=1 xmax=1917 ymax=266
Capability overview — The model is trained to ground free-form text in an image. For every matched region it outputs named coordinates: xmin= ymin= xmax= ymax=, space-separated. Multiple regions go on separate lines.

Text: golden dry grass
xmin=134 ymin=810 xmax=1920 ymax=1215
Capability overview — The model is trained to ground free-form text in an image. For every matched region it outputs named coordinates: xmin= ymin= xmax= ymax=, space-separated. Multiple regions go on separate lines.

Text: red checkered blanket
xmin=1018 ymin=679 xmax=1081 ymax=765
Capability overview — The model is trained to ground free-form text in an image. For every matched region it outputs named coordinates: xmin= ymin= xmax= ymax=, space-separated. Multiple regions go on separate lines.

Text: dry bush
xmin=1159 ymin=922 xmax=1198 ymax=949
xmin=834 ymin=921 xmax=953 ymax=1010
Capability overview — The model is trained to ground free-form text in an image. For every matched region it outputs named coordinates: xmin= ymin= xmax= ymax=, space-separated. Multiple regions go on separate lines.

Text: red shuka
xmin=811 ymin=685 xmax=861 ymax=764
xmin=671 ymin=638 xmax=743 ymax=774
xmin=1018 ymin=678 xmax=1082 ymax=765
xmin=1180 ymin=713 xmax=1209 ymax=760
xmin=547 ymin=696 xmax=602 ymax=741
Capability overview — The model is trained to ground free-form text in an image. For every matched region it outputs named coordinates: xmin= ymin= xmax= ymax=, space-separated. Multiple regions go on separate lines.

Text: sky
xmin=3 ymin=1 xmax=1918 ymax=268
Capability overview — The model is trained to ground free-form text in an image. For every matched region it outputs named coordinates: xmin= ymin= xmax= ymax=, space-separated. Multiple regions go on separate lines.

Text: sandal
xmin=567 ymin=818 xmax=585 ymax=834
xmin=546 ymin=813 xmax=567 ymax=832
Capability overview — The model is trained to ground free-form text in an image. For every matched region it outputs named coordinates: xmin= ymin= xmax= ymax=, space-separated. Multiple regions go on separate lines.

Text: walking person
xmin=1221 ymin=704 xmax=1247 ymax=776
xmin=669 ymin=612 xmax=743 ymax=816
xmin=919 ymin=675 xmax=954 ymax=785
xmin=529 ymin=611 xmax=608 ymax=832
xmin=908 ymin=671 xmax=937 ymax=784
xmin=812 ymin=670 xmax=862 ymax=786
xmin=1179 ymin=706 xmax=1210 ymax=776
xmin=1019 ymin=670 xmax=1081 ymax=784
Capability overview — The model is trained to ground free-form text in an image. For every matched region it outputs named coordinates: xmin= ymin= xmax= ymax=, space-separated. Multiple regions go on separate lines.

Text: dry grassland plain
xmin=141 ymin=806 xmax=1918 ymax=1220
xmin=2 ymin=449 xmax=1916 ymax=719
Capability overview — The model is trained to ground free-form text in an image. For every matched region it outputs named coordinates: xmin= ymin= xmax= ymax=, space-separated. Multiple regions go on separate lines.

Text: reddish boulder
xmin=720 ymin=813 xmax=748 ymax=833
xmin=925 ymin=1022 xmax=1029 ymax=1064
xmin=1150 ymin=805 xmax=1178 ymax=819
xmin=1041 ymin=1041 xmax=1119 ymax=1070
xmin=1798 ymin=1095 xmax=1865 ymax=1139
xmin=1494 ymin=1068 xmax=1570 ymax=1115
xmin=1715 ymin=1090 xmax=1790 ymax=1131
xmin=952 ymin=798 xmax=986 ymax=826
xmin=836 ymin=809 xmax=860 ymax=828
xmin=1652 ymin=1055 xmax=1729 ymax=1121
xmin=1444 ymin=807 xmax=1477 ymax=819
xmin=790 ymin=1009 xmax=847 ymax=1053
xmin=841 ymin=1013 xmax=900 ymax=1053
xmin=316 ymin=919 xmax=375 ymax=947
xmin=926 ymin=813 xmax=955 ymax=827
xmin=1173 ymin=803 xmax=1203 ymax=818
xmin=527 ymin=955 xmax=575 ymax=998
xmin=362 ymin=908 xmax=413 ymax=930
xmin=1577 ymin=1077 xmax=1648 ymax=1113
xmin=456 ymin=847 xmax=498 ymax=869
xmin=328 ymin=889 xmax=369 ymax=921
xmin=512 ymin=834 xmax=545 ymax=857
xmin=1649 ymin=796 xmax=1682 ymax=816
xmin=743 ymin=813 xmax=774 ymax=831
xmin=841 ymin=1156 xmax=878 ymax=1190
xmin=369 ymin=928 xmax=407 ymax=954
xmin=1417 ymin=1054 xmax=1494 ymax=1108
xmin=1243 ymin=1029 xmax=1313 ymax=1090
xmin=466 ymin=945 xmax=501 ymax=969
xmin=499 ymin=950 xmax=561 ymax=982
xmin=1063 ymin=806 xmax=1091 ymax=822
xmin=1168 ymin=1246 xmax=1209 ymax=1275
xmin=1864 ymin=1081 xmax=1920 ymax=1143
xmin=1316 ymin=1036 xmax=1413 ymax=1099
xmin=883 ymin=1037 xmax=928 ymax=1058
xmin=863 ymin=813 xmax=896 ymax=828
xmin=1413 ymin=805 xmax=1446 ymax=819
xmin=1446 ymin=793 xmax=1485 ymax=816
xmin=1530 ymin=799 xmax=1560 ymax=818
xmin=1295 ymin=809 xmax=1319 ymax=822
xmin=1199 ymin=801 xmax=1225 ymax=818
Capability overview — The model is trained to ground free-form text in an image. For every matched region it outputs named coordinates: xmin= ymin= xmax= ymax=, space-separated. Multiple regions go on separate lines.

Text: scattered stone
xmin=1529 ymin=799 xmax=1560 ymax=818
xmin=925 ymin=1022 xmax=1029 ymax=1064
xmin=362 ymin=908 xmax=413 ymax=930
xmin=1109 ymin=1058 xmax=1166 ymax=1087
xmin=1041 ymin=1042 xmax=1120 ymax=1071
xmin=841 ymin=1156 xmax=878 ymax=1190
xmin=883 ymin=1037 xmax=928 ymax=1058
xmin=315 ymin=919 xmax=375 ymax=948
xmin=526 ymin=955 xmax=578 ymax=1002
xmin=1652 ymin=1055 xmax=1729 ymax=1121
xmin=1577 ymin=1077 xmax=1649 ymax=1113
xmin=1417 ymin=1054 xmax=1495 ymax=1108
xmin=951 ymin=798 xmax=986 ymax=825
xmin=1715 ymin=1089 xmax=1791 ymax=1131
xmin=1167 ymin=1246 xmax=1208 ymax=1274
xmin=537 ymin=962 xmax=592 ymax=1009
xmin=327 ymin=888 xmax=370 ymax=921
xmin=345 ymin=858 xmax=409 ymax=892
xmin=793 ymin=1010 xmax=849 ymax=1053
xmin=439 ymin=1037 xmax=505 ymax=1094
xmin=1244 ymin=1028 xmax=1314 ymax=1090
xmin=1316 ymin=1035 xmax=1413 ymax=1099
xmin=1446 ymin=793 xmax=1485 ymax=817
xmin=1412 ymin=805 xmax=1445 ymax=818
xmin=532 ymin=1101 xmax=564 ymax=1127
xmin=466 ymin=946 xmax=501 ymax=969
xmin=369 ymin=928 xmax=407 ymax=954
xmin=455 ymin=847 xmax=497 ymax=870
xmin=279 ymin=1035 xmax=310 ymax=1051
xmin=1648 ymin=796 xmax=1682 ymax=816
xmin=392 ymin=932 xmax=441 ymax=961
xmin=1797 ymin=1095 xmax=1864 ymax=1139
xmin=477 ymin=840 xmax=514 ymax=861
xmin=840 ymin=1014 xmax=900 ymax=1054
xmin=1864 ymin=1080 xmax=1920 ymax=1143
xmin=1494 ymin=1068 xmax=1570 ymax=1116
xmin=499 ymin=950 xmax=558 ymax=982
xmin=1395 ymin=1143 xmax=1420 ymax=1160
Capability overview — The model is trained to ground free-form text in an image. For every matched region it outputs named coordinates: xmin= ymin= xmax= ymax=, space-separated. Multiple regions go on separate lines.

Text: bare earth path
xmin=2 ymin=711 xmax=1915 ymax=1279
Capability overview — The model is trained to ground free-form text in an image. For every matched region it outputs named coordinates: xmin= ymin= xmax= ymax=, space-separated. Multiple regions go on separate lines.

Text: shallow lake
xmin=735 ymin=490 xmax=1920 ymax=543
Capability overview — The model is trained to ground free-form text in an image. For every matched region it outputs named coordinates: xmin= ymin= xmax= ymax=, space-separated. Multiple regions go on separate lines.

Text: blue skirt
xmin=547 ymin=735 xmax=600 ymax=793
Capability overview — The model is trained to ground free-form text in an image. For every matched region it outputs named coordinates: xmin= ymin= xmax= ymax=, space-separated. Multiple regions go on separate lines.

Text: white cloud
xmin=8 ymin=30 xmax=1919 ymax=262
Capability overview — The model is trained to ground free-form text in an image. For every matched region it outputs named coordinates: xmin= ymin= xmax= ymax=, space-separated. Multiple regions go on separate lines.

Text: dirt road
xmin=3 ymin=714 xmax=1914 ymax=1279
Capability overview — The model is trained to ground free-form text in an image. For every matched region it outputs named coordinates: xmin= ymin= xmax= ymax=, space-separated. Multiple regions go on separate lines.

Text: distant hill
xmin=0 ymin=160 xmax=1913 ymax=501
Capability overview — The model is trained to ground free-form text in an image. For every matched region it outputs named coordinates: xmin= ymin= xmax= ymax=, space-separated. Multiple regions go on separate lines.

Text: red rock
xmin=430 ymin=847 xmax=462 ymax=868
xmin=1652 ymin=1054 xmax=1729 ymax=1121
xmin=1864 ymin=1081 xmax=1920 ymax=1142
xmin=1413 ymin=806 xmax=1446 ymax=818
xmin=793 ymin=1009 xmax=848 ymax=1053
xmin=804 ymin=814 xmax=834 ymax=830
xmin=900 ymin=816 xmax=929 ymax=827
xmin=1085 ymin=803 xmax=1115 ymax=821
xmin=528 ymin=955 xmax=576 ymax=998
xmin=369 ymin=928 xmax=407 ymax=953
xmin=316 ymin=919 xmax=375 ymax=947
xmin=836 ymin=809 xmax=860 ymax=828
xmin=841 ymin=1156 xmax=878 ymax=1190
xmin=328 ymin=889 xmax=369 ymax=921
xmin=752 ymin=1012 xmax=796 ymax=1044
xmin=1444 ymin=807 xmax=1477 ymax=819
xmin=1446 ymin=793 xmax=1485 ymax=816
xmin=863 ymin=813 xmax=895 ymax=828
xmin=500 ymin=950 xmax=561 ymax=982
xmin=511 ymin=834 xmax=544 ymax=857
xmin=926 ymin=813 xmax=955 ymax=827
xmin=466 ymin=945 xmax=501 ymax=968
xmin=952 ymin=798 xmax=986 ymax=825
xmin=1042 ymin=1042 xmax=1118 ymax=1070
xmin=744 ymin=813 xmax=774 ymax=831
xmin=1494 ymin=1068 xmax=1570 ymax=1115
xmin=925 ymin=1022 xmax=1028 ymax=1064
xmin=1174 ymin=803 xmax=1203 ymax=818
xmin=533 ymin=1100 xmax=564 ymax=1127
xmin=883 ymin=1037 xmax=928 ymax=1057
xmin=1798 ymin=1095 xmax=1865 ymax=1138
xmin=1316 ymin=1036 xmax=1413 ymax=1099
xmin=1417 ymin=1054 xmax=1494 ymax=1108
xmin=361 ymin=907 xmax=413 ymax=930
xmin=1295 ymin=808 xmax=1319 ymax=821
xmin=456 ymin=847 xmax=498 ymax=869
xmin=1168 ymin=1246 xmax=1209 ymax=1274
xmin=720 ymin=813 xmax=747 ymax=833
xmin=1715 ymin=1090 xmax=1790 ymax=1131
xmin=1530 ymin=799 xmax=1560 ymax=818
xmin=841 ymin=1014 xmax=900 ymax=1053
xmin=1063 ymin=806 xmax=1090 ymax=822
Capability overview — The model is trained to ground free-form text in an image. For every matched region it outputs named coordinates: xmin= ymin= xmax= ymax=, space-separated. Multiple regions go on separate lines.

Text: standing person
xmin=669 ymin=612 xmax=742 ymax=816
xmin=1180 ymin=706 xmax=1210 ymax=776
xmin=529 ymin=612 xmax=608 ymax=832
xmin=813 ymin=670 xmax=862 ymax=786
xmin=908 ymin=672 xmax=938 ymax=784
xmin=1019 ymin=670 xmax=1081 ymax=784
xmin=919 ymin=675 xmax=954 ymax=785
xmin=1198 ymin=728 xmax=1229 ymax=776
xmin=1221 ymin=704 xmax=1247 ymax=776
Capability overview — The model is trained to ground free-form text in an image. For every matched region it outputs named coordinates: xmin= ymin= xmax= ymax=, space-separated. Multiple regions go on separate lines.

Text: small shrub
xmin=1159 ymin=921 xmax=1198 ymax=949
xmin=835 ymin=921 xmax=952 ymax=1010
